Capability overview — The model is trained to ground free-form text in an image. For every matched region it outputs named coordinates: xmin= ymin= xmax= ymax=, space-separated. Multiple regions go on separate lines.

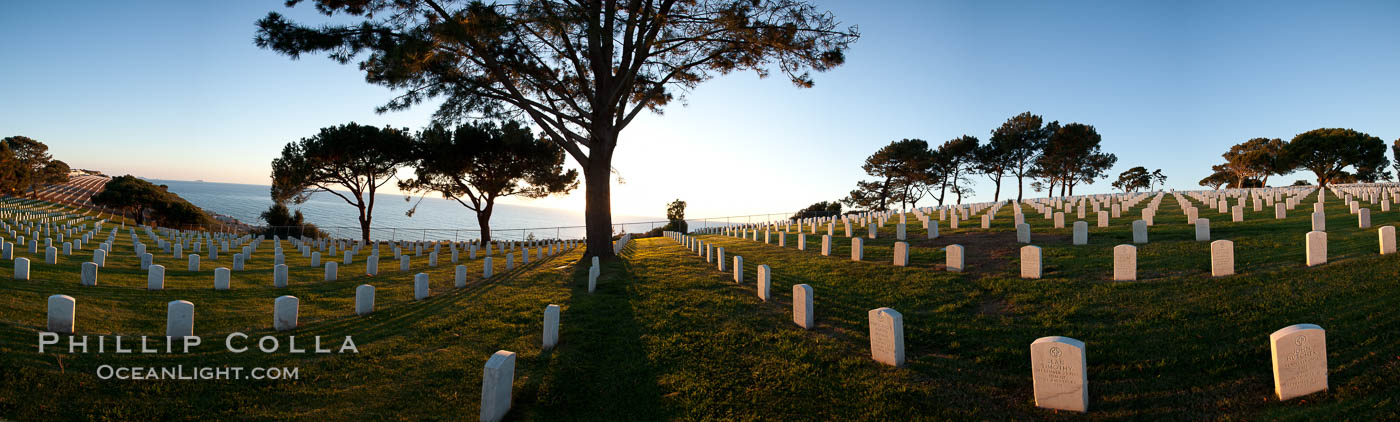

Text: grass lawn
xmin=1 ymin=193 xmax=1398 ymax=420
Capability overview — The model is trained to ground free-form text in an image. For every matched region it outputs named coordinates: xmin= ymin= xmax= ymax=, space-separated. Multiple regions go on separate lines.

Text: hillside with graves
xmin=1 ymin=183 xmax=1397 ymax=420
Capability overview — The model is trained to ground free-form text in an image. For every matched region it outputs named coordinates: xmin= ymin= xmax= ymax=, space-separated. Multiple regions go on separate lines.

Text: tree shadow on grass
xmin=512 ymin=241 xmax=670 ymax=420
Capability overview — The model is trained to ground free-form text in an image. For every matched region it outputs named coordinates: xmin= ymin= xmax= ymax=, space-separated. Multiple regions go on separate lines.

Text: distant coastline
xmin=144 ymin=178 xmax=666 ymax=241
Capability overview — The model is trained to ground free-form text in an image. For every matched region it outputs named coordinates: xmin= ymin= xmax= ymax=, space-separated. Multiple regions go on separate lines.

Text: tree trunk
xmin=992 ymin=173 xmax=1002 ymax=202
xmin=477 ymin=206 xmax=493 ymax=244
xmin=1015 ymin=174 xmax=1024 ymax=202
xmin=937 ymin=179 xmax=948 ymax=206
xmin=357 ymin=207 xmax=371 ymax=243
xmin=583 ymin=145 xmax=616 ymax=260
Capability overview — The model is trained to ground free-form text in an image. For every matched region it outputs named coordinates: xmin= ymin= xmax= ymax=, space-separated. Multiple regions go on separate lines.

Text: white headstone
xmin=543 ymin=304 xmax=560 ymax=350
xmin=1016 ymin=223 xmax=1031 ymax=244
xmin=47 ymin=294 xmax=76 ymax=334
xmin=81 ymin=261 xmax=98 ymax=286
xmin=1191 ymin=218 xmax=1210 ymax=242
xmin=1311 ymin=212 xmax=1326 ymax=232
xmin=732 ymin=256 xmax=744 ymax=283
xmin=1131 ymin=220 xmax=1148 ymax=244
xmin=13 ymin=257 xmax=29 ymax=280
xmin=147 ymin=264 xmax=165 ymax=290
xmin=455 ymin=264 xmax=468 ymax=288
xmin=165 ymin=300 xmax=194 ymax=338
xmin=867 ymin=307 xmax=905 ymax=367
xmin=946 ymin=244 xmax=964 ymax=272
xmin=1072 ymin=221 xmax=1087 ymax=245
xmin=1113 ymin=245 xmax=1136 ymax=281
xmin=273 ymin=295 xmax=298 ymax=331
xmin=1211 ymin=240 xmax=1234 ymax=277
xmin=1270 ymin=324 xmax=1327 ymax=401
xmin=315 ymin=260 xmax=334 ymax=281
xmin=1020 ymin=245 xmax=1042 ymax=279
xmin=1379 ymin=226 xmax=1396 ymax=255
xmin=821 ymin=235 xmax=831 ymax=256
xmin=756 ymin=264 xmax=771 ymax=301
xmin=1030 ymin=336 xmax=1088 ymax=412
xmin=187 ymin=254 xmax=200 ymax=272
xmin=1305 ymin=231 xmax=1326 ymax=267
xmin=355 ymin=284 xmax=375 ymax=315
xmin=850 ymin=237 xmax=863 ymax=261
xmin=414 ymin=273 xmax=430 ymax=300
xmin=214 ymin=267 xmax=231 ymax=290
xmin=1358 ymin=208 xmax=1371 ymax=228
xmin=793 ymin=284 xmax=814 ymax=329
xmin=893 ymin=241 xmax=910 ymax=266
xmin=480 ymin=350 xmax=517 ymax=422
xmin=274 ymin=264 xmax=289 ymax=288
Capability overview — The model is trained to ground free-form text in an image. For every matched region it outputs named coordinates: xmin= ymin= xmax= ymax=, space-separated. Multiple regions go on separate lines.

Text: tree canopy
xmin=1391 ymin=139 xmax=1400 ymax=179
xmin=930 ymin=135 xmax=978 ymax=205
xmin=844 ymin=139 xmax=932 ymax=211
xmin=1033 ymin=123 xmax=1116 ymax=197
xmin=1218 ymin=137 xmax=1286 ymax=187
xmin=1 ymin=136 xmax=61 ymax=196
xmin=1198 ymin=165 xmax=1234 ymax=190
xmin=255 ymin=0 xmax=858 ymax=259
xmin=1282 ymin=128 xmax=1390 ymax=186
xmin=400 ymin=120 xmax=579 ymax=243
xmin=258 ymin=202 xmax=325 ymax=239
xmin=1112 ymin=167 xmax=1166 ymax=193
xmin=791 ymin=200 xmax=841 ymax=220
xmin=271 ymin=122 xmax=415 ymax=242
xmin=91 ymin=175 xmax=212 ymax=227
xmin=984 ymin=112 xmax=1057 ymax=201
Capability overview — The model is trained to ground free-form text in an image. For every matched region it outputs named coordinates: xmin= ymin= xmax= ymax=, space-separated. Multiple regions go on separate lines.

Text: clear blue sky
xmin=3 ymin=0 xmax=1399 ymax=218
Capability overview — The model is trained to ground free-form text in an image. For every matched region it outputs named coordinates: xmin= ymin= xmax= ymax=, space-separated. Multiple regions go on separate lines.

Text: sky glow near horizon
xmin=3 ymin=0 xmax=1399 ymax=220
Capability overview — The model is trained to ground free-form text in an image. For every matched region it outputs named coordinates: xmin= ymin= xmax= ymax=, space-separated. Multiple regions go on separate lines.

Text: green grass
xmin=1 ymin=193 xmax=1398 ymax=420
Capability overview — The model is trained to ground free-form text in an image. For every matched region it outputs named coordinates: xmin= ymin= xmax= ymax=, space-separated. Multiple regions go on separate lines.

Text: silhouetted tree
xmin=972 ymin=140 xmax=1010 ymax=202
xmin=400 ymin=120 xmax=579 ymax=244
xmin=1281 ymin=128 xmax=1390 ymax=187
xmin=1 ymin=136 xmax=54 ymax=197
xmin=930 ymin=135 xmax=978 ymax=205
xmin=1392 ymin=139 xmax=1400 ymax=179
xmin=0 ymin=142 xmax=16 ymax=194
xmin=845 ymin=139 xmax=932 ymax=211
xmin=271 ymin=123 xmax=414 ymax=242
xmin=1112 ymin=167 xmax=1165 ymax=193
xmin=1198 ymin=166 xmax=1233 ymax=190
xmin=92 ymin=175 xmax=212 ymax=227
xmin=1220 ymin=137 xmax=1286 ymax=187
xmin=255 ymin=0 xmax=858 ymax=260
xmin=1034 ymin=123 xmax=1116 ymax=197
xmin=663 ymin=199 xmax=687 ymax=233
xmin=791 ymin=201 xmax=841 ymax=219
xmin=258 ymin=202 xmax=324 ymax=239
xmin=986 ymin=112 xmax=1057 ymax=202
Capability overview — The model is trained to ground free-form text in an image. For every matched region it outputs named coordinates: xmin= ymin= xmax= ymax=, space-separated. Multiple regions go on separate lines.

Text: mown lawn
xmin=1 ymin=193 xmax=1398 ymax=420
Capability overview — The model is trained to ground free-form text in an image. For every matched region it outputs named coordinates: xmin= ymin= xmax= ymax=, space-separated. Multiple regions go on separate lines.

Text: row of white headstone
xmin=667 ymin=231 xmax=1328 ymax=413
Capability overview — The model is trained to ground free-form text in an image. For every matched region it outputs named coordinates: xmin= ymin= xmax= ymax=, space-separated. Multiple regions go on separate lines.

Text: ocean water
xmin=154 ymin=179 xmax=670 ymax=241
